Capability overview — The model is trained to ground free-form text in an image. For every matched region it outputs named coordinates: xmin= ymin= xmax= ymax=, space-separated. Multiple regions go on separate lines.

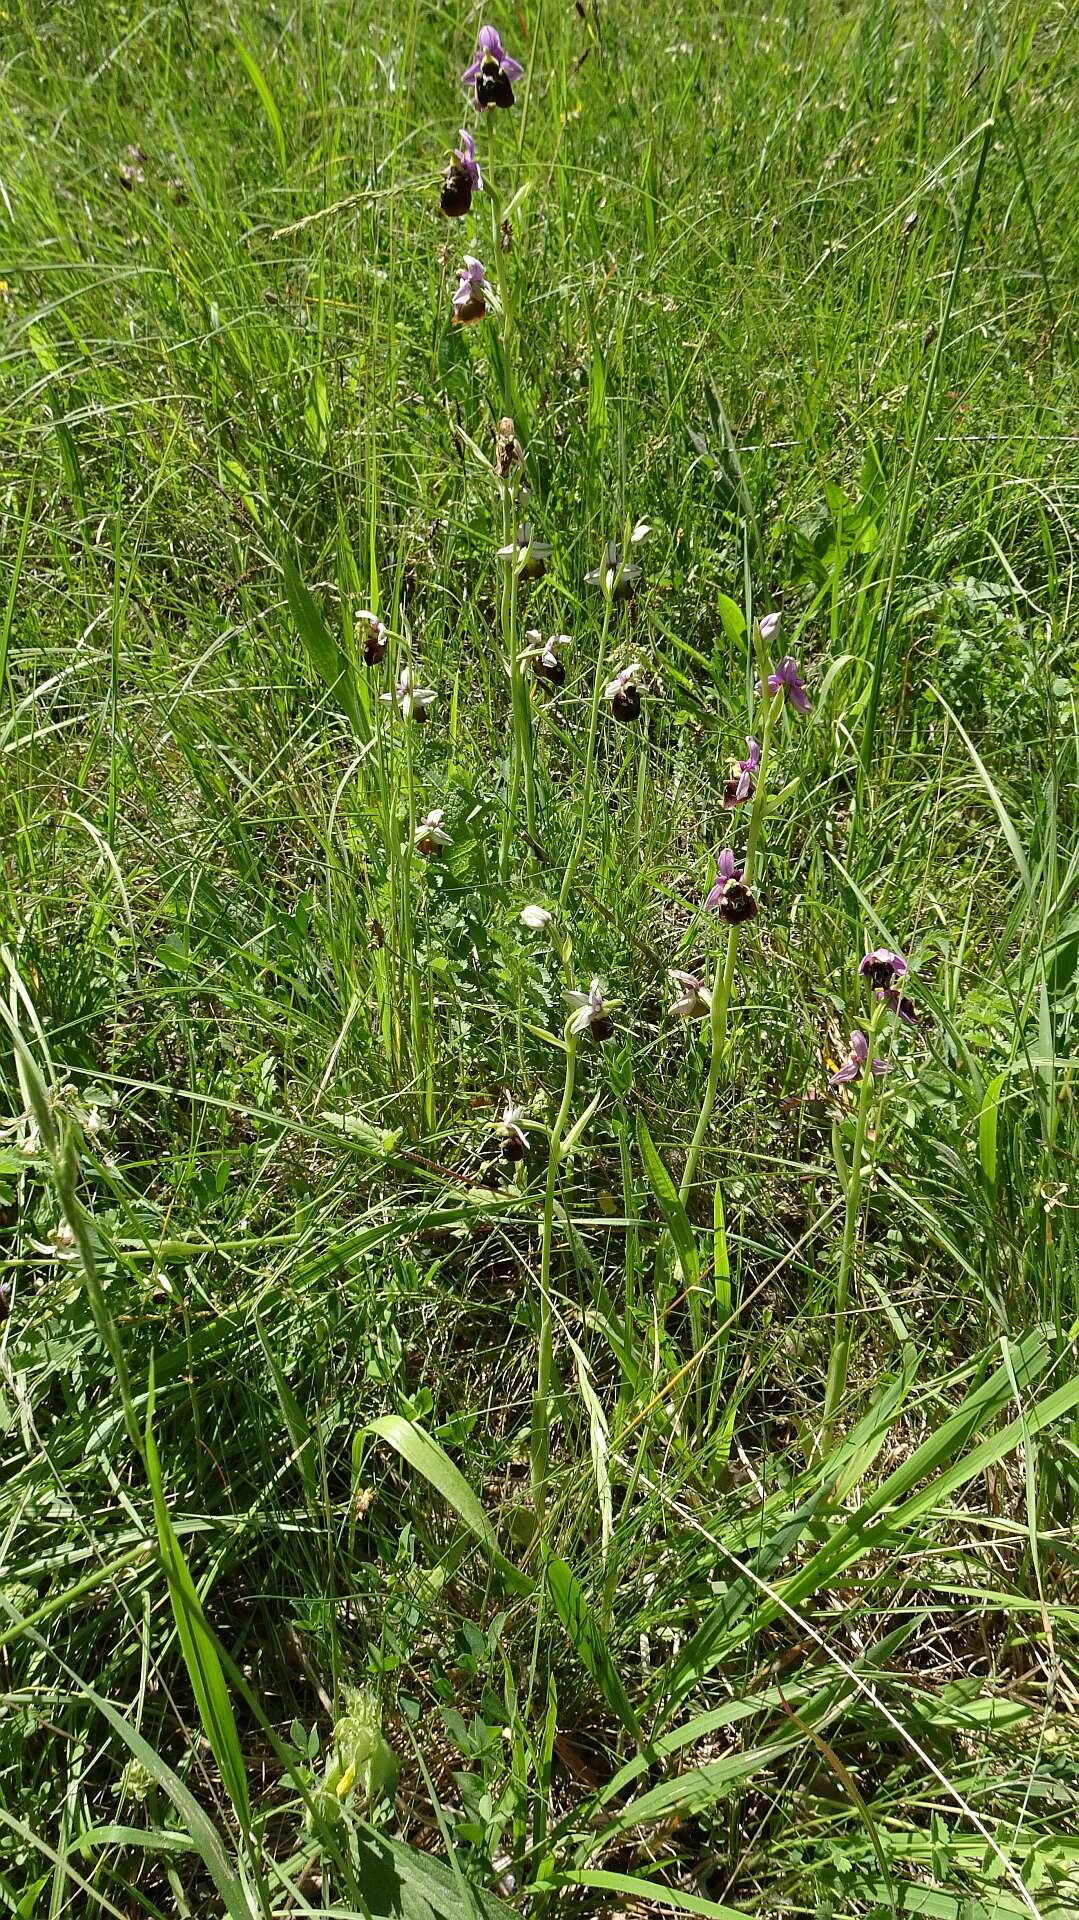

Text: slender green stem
xmin=678 ymin=691 xmax=782 ymax=1207
xmin=822 ymin=1001 xmax=888 ymax=1438
xmin=558 ymin=594 xmax=612 ymax=910
xmin=533 ymin=1029 xmax=578 ymax=1521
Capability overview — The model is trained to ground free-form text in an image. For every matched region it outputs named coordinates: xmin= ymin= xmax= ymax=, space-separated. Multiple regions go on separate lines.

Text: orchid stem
xmin=558 ymin=594 xmax=612 ymax=910
xmin=822 ymin=1001 xmax=887 ymax=1443
xmin=678 ymin=691 xmax=782 ymax=1208
xmin=533 ymin=1028 xmax=578 ymax=1521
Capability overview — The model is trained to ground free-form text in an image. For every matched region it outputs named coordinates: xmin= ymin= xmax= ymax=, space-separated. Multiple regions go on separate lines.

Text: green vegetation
xmin=2 ymin=0 xmax=1077 ymax=1914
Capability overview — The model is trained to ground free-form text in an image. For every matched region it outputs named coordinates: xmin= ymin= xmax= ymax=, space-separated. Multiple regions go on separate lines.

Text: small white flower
xmin=495 ymin=1095 xmax=529 ymax=1159
xmin=667 ymin=970 xmax=711 ymax=1021
xmin=757 ymin=611 xmax=781 ymax=644
xmin=521 ymin=630 xmax=571 ymax=681
xmin=520 ymin=904 xmax=553 ymax=930
xmin=497 ymin=523 xmax=552 ymax=579
xmin=414 ymin=808 xmax=452 ymax=854
xmin=630 ymin=520 xmax=651 ymax=544
xmin=356 ymin=609 xmax=388 ymax=664
xmin=603 ymin=662 xmax=642 ymax=702
xmin=585 ymin=539 xmax=641 ymax=599
xmin=382 ymin=664 xmax=436 ymax=721
xmin=565 ymin=978 xmax=614 ymax=1039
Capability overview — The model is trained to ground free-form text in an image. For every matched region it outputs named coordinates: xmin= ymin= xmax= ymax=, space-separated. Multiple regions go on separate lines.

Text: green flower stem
xmin=558 ymin=593 xmax=612 ymax=911
xmin=678 ymin=690 xmax=782 ymax=1208
xmin=532 ymin=1026 xmax=579 ymax=1521
xmin=401 ymin=716 xmax=424 ymax=1086
xmin=498 ymin=481 xmax=536 ymax=881
xmin=823 ymin=1000 xmax=888 ymax=1439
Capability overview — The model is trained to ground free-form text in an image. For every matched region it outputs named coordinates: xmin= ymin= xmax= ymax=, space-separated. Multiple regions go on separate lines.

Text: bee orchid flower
xmin=765 ymin=655 xmax=811 ymax=714
xmin=498 ymin=523 xmax=552 ymax=580
xmin=520 ymin=903 xmax=553 ymax=929
xmin=668 ymin=970 xmax=712 ymax=1020
xmin=604 ymin=662 xmax=643 ymax=722
xmin=565 ymin=978 xmax=615 ymax=1040
xmin=495 ymin=1095 xmax=529 ymax=1161
xmin=723 ymin=735 xmax=760 ymax=808
xmin=414 ymin=809 xmax=452 ymax=856
xmin=452 ymin=255 xmax=492 ymax=326
xmin=860 ymin=947 xmax=908 ymax=990
xmin=382 ymin=664 xmax=436 ymax=722
xmin=356 ymin=610 xmax=388 ymax=666
xmin=585 ymin=523 xmax=649 ymax=599
xmin=522 ymin=630 xmax=570 ymax=686
xmin=462 ymin=25 xmax=525 ymax=110
xmin=440 ymin=129 xmax=483 ymax=218
xmin=705 ymin=849 xmax=758 ymax=925
xmin=831 ymin=1030 xmax=889 ymax=1085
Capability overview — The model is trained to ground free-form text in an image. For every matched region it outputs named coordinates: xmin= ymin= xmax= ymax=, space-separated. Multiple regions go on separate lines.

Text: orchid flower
xmin=452 ymin=255 xmax=492 ymax=325
xmin=565 ymin=978 xmax=614 ymax=1040
xmin=765 ymin=655 xmax=811 ymax=714
xmin=498 ymin=522 xmax=552 ymax=580
xmin=860 ymin=947 xmax=908 ymax=990
xmin=604 ymin=662 xmax=643 ymax=722
xmin=724 ymin=735 xmax=760 ymax=808
xmin=831 ymin=1030 xmax=889 ymax=1086
xmin=356 ymin=610 xmax=388 ymax=666
xmin=668 ymin=970 xmax=712 ymax=1021
xmin=704 ymin=849 xmax=757 ymax=925
xmin=414 ymin=809 xmax=452 ymax=856
xmin=522 ymin=630 xmax=570 ymax=686
xmin=441 ymin=129 xmax=483 ymax=217
xmin=462 ymin=25 xmax=525 ymax=110
xmin=382 ymin=664 xmax=436 ymax=722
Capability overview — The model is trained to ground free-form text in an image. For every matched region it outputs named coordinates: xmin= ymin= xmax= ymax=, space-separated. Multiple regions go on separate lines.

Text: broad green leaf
xmin=144 ymin=1374 xmax=253 ymax=1843
xmin=366 ymin=1415 xmax=531 ymax=1594
xmin=230 ymin=33 xmax=287 ymax=176
xmin=255 ymin=1305 xmax=319 ymax=1521
xmin=282 ymin=553 xmax=364 ymax=737
xmin=555 ymin=1869 xmax=749 ymax=1918
xmin=637 ymin=1115 xmax=698 ymax=1289
xmin=543 ymin=1551 xmax=642 ymax=1744
xmin=978 ymin=1070 xmax=1006 ymax=1192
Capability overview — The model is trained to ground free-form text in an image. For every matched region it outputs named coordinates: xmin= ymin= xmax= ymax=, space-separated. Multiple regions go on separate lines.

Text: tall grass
xmin=1 ymin=0 xmax=1077 ymax=1916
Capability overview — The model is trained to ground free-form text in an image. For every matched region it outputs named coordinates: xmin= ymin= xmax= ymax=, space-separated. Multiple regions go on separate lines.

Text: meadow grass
xmin=1 ymin=0 xmax=1078 ymax=1914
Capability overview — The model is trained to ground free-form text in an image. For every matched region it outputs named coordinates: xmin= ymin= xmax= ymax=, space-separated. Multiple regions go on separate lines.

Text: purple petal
xmin=717 ymin=849 xmax=737 ymax=881
xmin=871 ymin=1057 xmax=891 ymax=1077
xmin=851 ymin=1031 xmax=868 ymax=1063
xmin=478 ymin=24 xmax=504 ymax=56
xmin=830 ymin=1061 xmax=858 ymax=1085
xmin=461 ymin=55 xmax=482 ymax=83
xmin=742 ymin=736 xmax=761 ymax=772
xmin=500 ymin=53 xmax=525 ymax=80
xmin=704 ymin=881 xmax=725 ymax=912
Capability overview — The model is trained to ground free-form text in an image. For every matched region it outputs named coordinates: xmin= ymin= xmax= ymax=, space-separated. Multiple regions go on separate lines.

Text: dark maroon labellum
xmin=477 ymin=57 xmax=515 ymax=108
xmin=590 ymin=1015 xmax=615 ymax=1041
xmin=411 ymin=705 xmax=429 ymax=725
xmin=363 ymin=631 xmax=388 ymax=666
xmin=501 ymin=1134 xmax=527 ymax=1163
xmin=611 ymin=686 xmax=641 ymax=723
xmin=716 ymin=879 xmax=759 ymax=926
xmin=518 ymin=551 xmax=547 ymax=580
xmin=533 ymin=657 xmax=566 ymax=687
xmin=440 ymin=165 xmax=472 ymax=219
xmin=453 ymin=291 xmax=487 ymax=326
xmin=863 ymin=958 xmax=895 ymax=989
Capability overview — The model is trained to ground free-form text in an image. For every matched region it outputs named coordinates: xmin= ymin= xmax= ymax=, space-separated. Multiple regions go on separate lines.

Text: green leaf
xmin=144 ymin=1372 xmax=254 ymax=1843
xmin=933 ymin=688 xmax=1031 ymax=896
xmin=712 ymin=1180 xmax=730 ymax=1317
xmin=555 ymin=1869 xmax=749 ymax=1918
xmin=282 ymin=553 xmax=363 ymax=737
xmin=543 ymin=1551 xmax=642 ymax=1744
xmin=978 ymin=1070 xmax=1006 ymax=1193
xmin=254 ymin=1305 xmax=319 ymax=1521
xmin=637 ymin=1115 xmax=698 ymax=1290
xmin=230 ymin=33 xmax=287 ymax=177
xmin=366 ymin=1415 xmax=531 ymax=1594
